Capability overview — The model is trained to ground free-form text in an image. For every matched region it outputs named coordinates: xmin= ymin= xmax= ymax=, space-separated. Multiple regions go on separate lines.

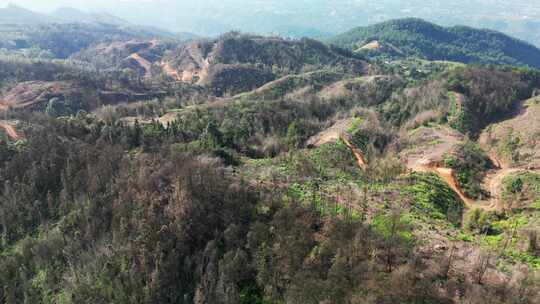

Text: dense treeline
xmin=329 ymin=18 xmax=540 ymax=68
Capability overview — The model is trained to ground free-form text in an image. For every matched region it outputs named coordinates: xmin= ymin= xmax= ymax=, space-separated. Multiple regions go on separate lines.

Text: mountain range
xmin=3 ymin=1 xmax=540 ymax=47
xmin=0 ymin=3 xmax=195 ymax=41
xmin=0 ymin=3 xmax=124 ymax=25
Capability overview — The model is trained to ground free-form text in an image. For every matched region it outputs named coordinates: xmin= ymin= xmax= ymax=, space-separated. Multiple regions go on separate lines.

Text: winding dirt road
xmin=410 ymin=146 xmax=533 ymax=211
xmin=409 ymin=99 xmax=540 ymax=211
xmin=305 ymin=119 xmax=368 ymax=170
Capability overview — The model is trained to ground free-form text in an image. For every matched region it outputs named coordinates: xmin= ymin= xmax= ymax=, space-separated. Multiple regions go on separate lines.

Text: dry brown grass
xmin=479 ymin=98 xmax=540 ymax=168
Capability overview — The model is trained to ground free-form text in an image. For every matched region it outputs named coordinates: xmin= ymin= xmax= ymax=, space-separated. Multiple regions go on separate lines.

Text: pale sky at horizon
xmin=0 ymin=0 xmax=163 ymax=13
xmin=3 ymin=0 xmax=540 ymax=41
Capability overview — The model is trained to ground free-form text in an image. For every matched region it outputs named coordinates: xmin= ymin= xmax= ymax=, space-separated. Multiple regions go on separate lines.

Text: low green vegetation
xmin=499 ymin=129 xmax=524 ymax=164
xmin=443 ymin=140 xmax=490 ymax=199
xmin=405 ymin=173 xmax=464 ymax=225
xmin=447 ymin=91 xmax=473 ymax=134
xmin=464 ymin=209 xmax=504 ymax=235
xmin=503 ymin=172 xmax=540 ymax=210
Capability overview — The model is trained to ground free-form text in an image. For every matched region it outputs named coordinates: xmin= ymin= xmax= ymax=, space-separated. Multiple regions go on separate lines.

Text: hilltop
xmin=50 ymin=7 xmax=129 ymax=26
xmin=72 ymin=33 xmax=371 ymax=96
xmin=0 ymin=3 xmax=57 ymax=25
xmin=329 ymin=18 xmax=540 ymax=68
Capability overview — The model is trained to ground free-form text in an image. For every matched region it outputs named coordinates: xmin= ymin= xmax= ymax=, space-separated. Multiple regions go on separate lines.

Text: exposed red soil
xmin=342 ymin=136 xmax=367 ymax=170
xmin=128 ymin=53 xmax=153 ymax=77
xmin=0 ymin=81 xmax=77 ymax=110
xmin=0 ymin=121 xmax=21 ymax=141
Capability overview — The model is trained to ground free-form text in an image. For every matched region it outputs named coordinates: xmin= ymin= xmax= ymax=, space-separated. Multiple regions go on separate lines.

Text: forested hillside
xmin=1 ymin=19 xmax=540 ymax=304
xmin=330 ymin=18 xmax=540 ymax=68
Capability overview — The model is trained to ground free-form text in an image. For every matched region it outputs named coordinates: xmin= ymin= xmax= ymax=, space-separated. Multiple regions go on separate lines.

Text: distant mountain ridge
xmin=0 ymin=4 xmax=189 ymax=41
xmin=329 ymin=18 xmax=540 ymax=68
xmin=0 ymin=3 xmax=58 ymax=25
xmin=50 ymin=7 xmax=129 ymax=26
xmin=0 ymin=4 xmax=126 ymax=26
xmin=0 ymin=4 xmax=197 ymax=59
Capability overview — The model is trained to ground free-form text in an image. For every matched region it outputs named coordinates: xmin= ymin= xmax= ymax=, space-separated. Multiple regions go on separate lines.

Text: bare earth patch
xmin=0 ymin=120 xmax=21 ymax=141
xmin=1 ymin=81 xmax=78 ymax=110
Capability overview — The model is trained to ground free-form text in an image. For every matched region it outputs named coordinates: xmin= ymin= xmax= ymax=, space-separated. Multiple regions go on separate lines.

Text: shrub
xmin=406 ymin=173 xmax=465 ymax=225
xmin=464 ymin=209 xmax=501 ymax=235
xmin=444 ymin=140 xmax=490 ymax=199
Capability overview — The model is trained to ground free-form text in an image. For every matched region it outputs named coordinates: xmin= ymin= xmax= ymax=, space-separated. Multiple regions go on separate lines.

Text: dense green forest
xmin=1 ymin=23 xmax=540 ymax=303
xmin=329 ymin=18 xmax=540 ymax=68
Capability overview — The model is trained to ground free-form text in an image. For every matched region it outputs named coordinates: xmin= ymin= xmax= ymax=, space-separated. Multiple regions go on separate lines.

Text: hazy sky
xmin=1 ymin=0 xmax=163 ymax=13
xmin=3 ymin=0 xmax=540 ymax=42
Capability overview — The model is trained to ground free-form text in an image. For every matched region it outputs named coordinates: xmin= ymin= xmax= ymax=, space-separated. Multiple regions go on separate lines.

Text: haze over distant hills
xmin=50 ymin=6 xmax=129 ymax=26
xmin=2 ymin=3 xmax=539 ymax=71
xmin=0 ymin=3 xmax=56 ymax=25
xmin=0 ymin=4 xmax=196 ymax=55
xmin=3 ymin=0 xmax=540 ymax=46
xmin=0 ymin=3 xmax=135 ymax=27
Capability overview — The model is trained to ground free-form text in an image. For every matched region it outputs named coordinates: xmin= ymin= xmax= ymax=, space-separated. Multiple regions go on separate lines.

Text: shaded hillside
xmin=329 ymin=18 xmax=540 ymax=68
xmin=202 ymin=64 xmax=276 ymax=96
xmin=380 ymin=66 xmax=540 ymax=136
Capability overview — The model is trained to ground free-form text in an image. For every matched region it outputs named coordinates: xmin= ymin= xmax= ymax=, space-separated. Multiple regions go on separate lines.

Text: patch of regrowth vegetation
xmin=503 ymin=172 xmax=540 ymax=210
xmin=475 ymin=213 xmax=540 ymax=268
xmin=406 ymin=172 xmax=464 ymax=226
xmin=372 ymin=211 xmax=415 ymax=247
xmin=498 ymin=129 xmax=524 ymax=165
xmin=447 ymin=91 xmax=473 ymax=134
xmin=345 ymin=112 xmax=393 ymax=163
xmin=464 ymin=209 xmax=505 ymax=235
xmin=443 ymin=140 xmax=490 ymax=199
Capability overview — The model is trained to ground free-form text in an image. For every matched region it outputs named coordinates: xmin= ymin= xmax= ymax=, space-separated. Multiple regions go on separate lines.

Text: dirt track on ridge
xmin=0 ymin=121 xmax=20 ymax=141
xmin=129 ymin=53 xmax=153 ymax=77
xmin=342 ymin=136 xmax=367 ymax=170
